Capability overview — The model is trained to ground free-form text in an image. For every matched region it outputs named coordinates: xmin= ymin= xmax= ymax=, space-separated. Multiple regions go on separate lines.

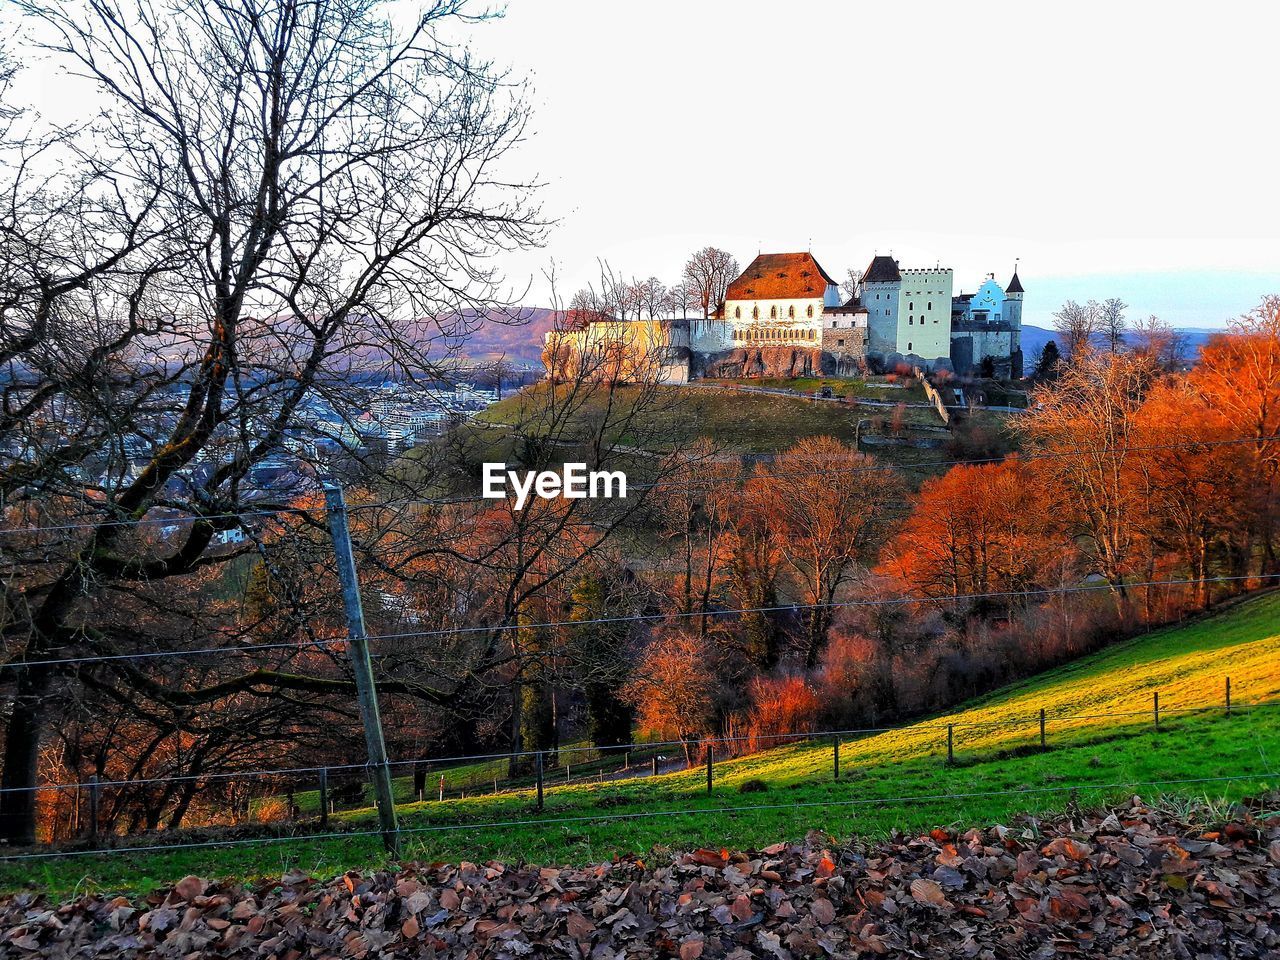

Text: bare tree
xmin=637 ymin=276 xmax=667 ymax=320
xmin=1100 ymin=298 xmax=1129 ymax=354
xmin=682 ymin=246 xmax=739 ymax=319
xmin=840 ymin=268 xmax=860 ymax=304
xmin=0 ymin=0 xmax=544 ymax=844
xmin=1130 ymin=314 xmax=1188 ymax=370
xmin=1052 ymin=300 xmax=1100 ymax=362
xmin=662 ymin=280 xmax=698 ymax=320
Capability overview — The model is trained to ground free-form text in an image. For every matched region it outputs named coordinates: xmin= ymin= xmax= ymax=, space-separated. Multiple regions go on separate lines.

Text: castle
xmin=544 ymin=251 xmax=1025 ymax=382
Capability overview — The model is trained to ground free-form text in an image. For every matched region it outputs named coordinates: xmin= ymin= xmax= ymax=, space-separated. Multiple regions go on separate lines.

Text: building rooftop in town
xmin=725 ymin=252 xmax=836 ymax=301
xmin=1006 ymin=269 xmax=1025 ymax=294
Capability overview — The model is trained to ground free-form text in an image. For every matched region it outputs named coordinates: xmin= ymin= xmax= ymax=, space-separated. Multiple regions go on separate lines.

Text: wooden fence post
xmin=1226 ymin=677 xmax=1232 ymax=717
xmin=87 ymin=775 xmax=100 ymax=844
xmin=946 ymin=725 xmax=954 ymax=764
xmin=319 ymin=768 xmax=329 ymax=828
xmin=535 ymin=752 xmax=544 ymax=811
xmin=1154 ymin=692 xmax=1160 ymax=731
xmin=1039 ymin=709 xmax=1046 ymax=750
xmin=705 ymin=742 xmax=713 ymax=794
xmin=833 ymin=736 xmax=840 ymax=780
xmin=651 ymin=755 xmax=659 ymax=777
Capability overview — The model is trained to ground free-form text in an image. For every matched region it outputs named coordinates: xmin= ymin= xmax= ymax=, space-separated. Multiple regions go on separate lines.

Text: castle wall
xmin=543 ymin=320 xmax=690 ymax=384
xmin=896 ymin=268 xmax=953 ymax=361
xmin=698 ymin=345 xmax=824 ymax=380
xmin=861 ymin=281 xmax=900 ymax=355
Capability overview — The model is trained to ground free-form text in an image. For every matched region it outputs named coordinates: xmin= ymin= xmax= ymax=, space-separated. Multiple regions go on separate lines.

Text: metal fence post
xmin=705 ymin=741 xmax=713 ymax=793
xmin=323 ymin=481 xmax=400 ymax=857
xmin=535 ymin=751 xmax=544 ymax=811
xmin=1039 ymin=708 xmax=1046 ymax=750
xmin=1226 ymin=676 xmax=1232 ymax=716
xmin=319 ymin=768 xmax=329 ymax=828
xmin=1154 ymin=691 xmax=1160 ymax=731
xmin=946 ymin=724 xmax=954 ymax=764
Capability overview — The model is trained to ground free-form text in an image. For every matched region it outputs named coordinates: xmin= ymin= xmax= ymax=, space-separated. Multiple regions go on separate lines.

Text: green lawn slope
xmin=7 ymin=592 xmax=1280 ymax=896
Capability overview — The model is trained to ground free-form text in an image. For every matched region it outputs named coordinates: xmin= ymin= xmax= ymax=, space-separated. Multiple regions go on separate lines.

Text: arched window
xmin=770 ymin=305 xmax=777 ymax=319
xmin=752 ymin=305 xmax=759 ymax=320
xmin=908 ymin=342 xmax=913 ymax=352
xmin=807 ymin=304 xmax=814 ymax=318
xmin=909 ymin=302 xmax=914 ymax=311
xmin=788 ymin=305 xmax=795 ymax=319
xmin=909 ymin=316 xmax=914 ymax=324
xmin=927 ymin=301 xmax=932 ymax=310
xmin=734 ymin=306 xmax=741 ymax=319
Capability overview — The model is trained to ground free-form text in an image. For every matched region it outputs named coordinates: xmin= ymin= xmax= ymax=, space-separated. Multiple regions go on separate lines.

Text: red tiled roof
xmin=725 ymin=252 xmax=836 ymax=301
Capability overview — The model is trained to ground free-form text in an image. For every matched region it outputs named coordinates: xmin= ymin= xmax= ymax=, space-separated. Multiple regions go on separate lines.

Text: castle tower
xmin=1004 ymin=266 xmax=1025 ymax=378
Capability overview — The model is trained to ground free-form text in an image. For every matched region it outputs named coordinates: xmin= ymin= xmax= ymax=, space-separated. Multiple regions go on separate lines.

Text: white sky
xmin=10 ymin=0 xmax=1280 ymax=328
xmin=475 ymin=0 xmax=1280 ymax=327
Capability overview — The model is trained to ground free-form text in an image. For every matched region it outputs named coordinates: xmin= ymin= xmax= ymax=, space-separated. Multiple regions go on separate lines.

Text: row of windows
xmin=733 ymin=304 xmax=815 ymax=320
xmin=907 ymin=302 xmax=933 ymax=311
xmin=732 ymin=327 xmax=817 ymax=342
xmin=907 ymin=315 xmax=939 ymax=325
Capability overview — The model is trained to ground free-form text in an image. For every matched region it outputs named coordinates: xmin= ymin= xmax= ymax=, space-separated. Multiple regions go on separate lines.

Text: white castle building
xmin=545 ymin=250 xmax=1025 ymax=382
xmin=828 ymin=255 xmax=1025 ymax=377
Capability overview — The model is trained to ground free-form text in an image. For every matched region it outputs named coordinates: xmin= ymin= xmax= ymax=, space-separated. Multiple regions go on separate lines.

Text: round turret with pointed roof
xmin=1005 ymin=269 xmax=1024 ymax=295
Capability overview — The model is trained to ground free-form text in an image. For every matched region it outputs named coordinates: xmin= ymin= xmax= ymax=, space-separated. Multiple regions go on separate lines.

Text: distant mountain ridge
xmin=452 ymin=307 xmax=557 ymax=365
xmin=1021 ymin=324 xmax=1220 ymax=362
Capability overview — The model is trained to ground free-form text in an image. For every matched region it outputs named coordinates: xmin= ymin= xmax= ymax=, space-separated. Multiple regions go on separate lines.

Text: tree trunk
xmin=0 ymin=666 xmax=50 ymax=845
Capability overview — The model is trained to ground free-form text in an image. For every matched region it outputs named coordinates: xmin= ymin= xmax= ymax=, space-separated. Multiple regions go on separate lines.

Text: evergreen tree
xmin=1034 ymin=340 xmax=1062 ymax=379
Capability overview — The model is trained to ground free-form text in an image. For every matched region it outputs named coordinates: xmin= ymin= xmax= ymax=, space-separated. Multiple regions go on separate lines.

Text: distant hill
xmin=1022 ymin=323 xmax=1221 ymax=362
xmin=459 ymin=307 xmax=558 ymax=365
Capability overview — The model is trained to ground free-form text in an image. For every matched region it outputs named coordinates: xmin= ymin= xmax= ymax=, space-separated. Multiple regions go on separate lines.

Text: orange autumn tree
xmin=880 ymin=458 xmax=1071 ymax=614
xmin=1021 ymin=353 xmax=1156 ymax=608
xmin=1187 ymin=296 xmax=1280 ymax=575
xmin=1128 ymin=379 xmax=1251 ymax=610
xmin=624 ymin=630 xmax=718 ymax=765
xmin=749 ymin=437 xmax=899 ymax=668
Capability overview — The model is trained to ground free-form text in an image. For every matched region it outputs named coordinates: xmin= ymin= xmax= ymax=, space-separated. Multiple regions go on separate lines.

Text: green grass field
xmin=6 ymin=591 xmax=1280 ymax=897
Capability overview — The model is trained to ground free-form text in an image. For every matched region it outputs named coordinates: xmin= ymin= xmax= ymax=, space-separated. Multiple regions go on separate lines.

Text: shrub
xmin=739 ymin=778 xmax=768 ymax=794
xmin=735 ymin=675 xmax=822 ymax=754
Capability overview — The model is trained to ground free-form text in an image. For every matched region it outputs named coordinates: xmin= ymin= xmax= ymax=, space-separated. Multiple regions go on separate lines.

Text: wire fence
xmin=3 ymin=572 xmax=1274 ymax=673
xmin=2 ymin=672 xmax=1274 ymax=864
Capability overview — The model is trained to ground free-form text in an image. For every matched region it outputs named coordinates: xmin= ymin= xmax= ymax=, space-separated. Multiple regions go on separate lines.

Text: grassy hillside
xmin=7 ymin=592 xmax=1280 ymax=896
xmin=466 ymin=382 xmax=965 ymax=470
